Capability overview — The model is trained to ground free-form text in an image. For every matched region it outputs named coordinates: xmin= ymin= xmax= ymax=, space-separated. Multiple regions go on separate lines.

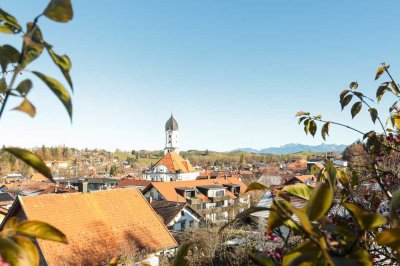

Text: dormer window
xmin=215 ymin=190 xmax=225 ymax=197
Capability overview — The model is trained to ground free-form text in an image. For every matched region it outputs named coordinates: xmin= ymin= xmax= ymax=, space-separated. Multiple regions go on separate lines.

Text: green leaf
xmin=343 ymin=202 xmax=387 ymax=230
xmin=283 ymin=184 xmax=313 ymax=200
xmin=303 ymin=119 xmax=311 ymax=135
xmin=391 ymin=81 xmax=400 ymax=95
xmin=306 ymin=182 xmax=332 ymax=221
xmin=340 ymin=90 xmax=349 ymax=102
xmin=298 ymin=116 xmax=307 ymax=125
xmin=349 ymin=82 xmax=358 ymax=89
xmin=376 ymin=82 xmax=390 ymax=103
xmin=245 ymin=182 xmax=269 ymax=192
xmin=321 ymin=122 xmax=331 ymax=141
xmin=0 ymin=78 xmax=6 ymax=93
xmin=375 ymin=66 xmax=385 ymax=80
xmin=309 ymin=120 xmax=317 ymax=137
xmin=351 ymin=102 xmax=362 ymax=119
xmin=368 ymin=108 xmax=378 ymax=124
xmin=21 ymin=23 xmax=44 ymax=69
xmin=12 ymin=98 xmax=36 ymax=118
xmin=249 ymin=253 xmax=275 ymax=266
xmin=16 ymin=79 xmax=32 ymax=96
xmin=341 ymin=94 xmax=353 ymax=110
xmin=376 ymin=228 xmax=400 ymax=252
xmin=337 ymin=169 xmax=349 ymax=189
xmin=283 ymin=241 xmax=320 ymax=266
xmin=0 ymin=44 xmax=20 ymax=72
xmin=390 ymin=188 xmax=400 ymax=226
xmin=44 ymin=0 xmax=73 ymax=23
xmin=324 ymin=159 xmax=336 ymax=190
xmin=3 ymin=147 xmax=53 ymax=182
xmin=32 ymin=71 xmax=72 ymax=121
xmin=13 ymin=236 xmax=39 ymax=266
xmin=172 ymin=243 xmax=189 ymax=266
xmin=108 ymin=257 xmax=118 ymax=266
xmin=0 ymin=236 xmax=25 ymax=265
xmin=295 ymin=111 xmax=309 ymax=117
xmin=16 ymin=220 xmax=67 ymax=243
xmin=46 ymin=46 xmax=73 ymax=90
xmin=0 ymin=9 xmax=22 ymax=34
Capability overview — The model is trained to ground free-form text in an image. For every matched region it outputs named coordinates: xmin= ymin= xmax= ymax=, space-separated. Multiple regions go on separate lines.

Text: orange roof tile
xmin=30 ymin=173 xmax=48 ymax=182
xmin=294 ymin=175 xmax=317 ymax=187
xmin=153 ymin=152 xmax=196 ymax=173
xmin=147 ymin=177 xmax=247 ymax=202
xmin=10 ymin=189 xmax=177 ymax=265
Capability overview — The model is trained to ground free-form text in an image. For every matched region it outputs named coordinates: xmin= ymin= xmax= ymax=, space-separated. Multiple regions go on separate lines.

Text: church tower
xmin=164 ymin=114 xmax=179 ymax=154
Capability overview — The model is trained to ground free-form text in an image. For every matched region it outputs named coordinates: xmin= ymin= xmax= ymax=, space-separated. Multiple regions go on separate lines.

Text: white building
xmin=151 ymin=200 xmax=202 ymax=232
xmin=143 ymin=115 xmax=200 ymax=182
xmin=164 ymin=114 xmax=179 ymax=154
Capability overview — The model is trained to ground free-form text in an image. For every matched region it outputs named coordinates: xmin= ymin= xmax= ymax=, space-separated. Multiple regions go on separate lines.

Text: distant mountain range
xmin=233 ymin=143 xmax=348 ymax=154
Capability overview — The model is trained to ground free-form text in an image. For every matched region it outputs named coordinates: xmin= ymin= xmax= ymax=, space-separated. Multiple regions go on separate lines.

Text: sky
xmin=1 ymin=0 xmax=400 ymax=152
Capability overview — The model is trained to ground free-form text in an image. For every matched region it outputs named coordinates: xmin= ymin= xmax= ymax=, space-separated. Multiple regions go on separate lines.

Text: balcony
xmin=209 ymin=195 xmax=230 ymax=202
xmin=187 ymin=197 xmax=202 ymax=205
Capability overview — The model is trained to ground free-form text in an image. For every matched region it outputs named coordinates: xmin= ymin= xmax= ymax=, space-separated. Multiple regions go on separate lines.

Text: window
xmin=181 ymin=221 xmax=186 ymax=230
xmin=215 ymin=190 xmax=225 ymax=197
xmin=181 ymin=211 xmax=185 ymax=216
xmin=216 ymin=201 xmax=224 ymax=207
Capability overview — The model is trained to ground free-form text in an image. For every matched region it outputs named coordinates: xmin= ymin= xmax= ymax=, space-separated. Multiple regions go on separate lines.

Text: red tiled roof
xmin=115 ymin=178 xmax=151 ymax=189
xmin=146 ymin=177 xmax=247 ymax=202
xmin=8 ymin=189 xmax=177 ymax=265
xmin=153 ymin=152 xmax=196 ymax=173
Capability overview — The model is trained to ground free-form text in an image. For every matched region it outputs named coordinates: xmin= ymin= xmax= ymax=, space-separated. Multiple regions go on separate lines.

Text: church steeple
xmin=165 ymin=114 xmax=178 ymax=131
xmin=164 ymin=115 xmax=179 ymax=154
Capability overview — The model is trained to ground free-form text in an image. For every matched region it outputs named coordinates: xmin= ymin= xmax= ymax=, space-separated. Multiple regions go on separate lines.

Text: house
xmin=151 ymin=200 xmax=202 ymax=232
xmin=1 ymin=188 xmax=177 ymax=265
xmin=143 ymin=177 xmax=250 ymax=223
xmin=285 ymin=175 xmax=317 ymax=188
xmin=142 ymin=115 xmax=200 ymax=182
xmin=307 ymin=162 xmax=325 ymax=175
xmin=57 ymin=177 xmax=120 ymax=192
xmin=0 ymin=193 xmax=14 ymax=223
xmin=251 ymin=189 xmax=308 ymax=226
xmin=143 ymin=151 xmax=200 ymax=182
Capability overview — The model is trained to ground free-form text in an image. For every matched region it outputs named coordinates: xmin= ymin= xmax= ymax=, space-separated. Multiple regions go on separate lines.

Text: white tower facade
xmin=165 ymin=115 xmax=179 ymax=154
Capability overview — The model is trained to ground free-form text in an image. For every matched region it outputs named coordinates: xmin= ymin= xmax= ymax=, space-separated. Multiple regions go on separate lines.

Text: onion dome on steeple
xmin=165 ymin=115 xmax=179 ymax=131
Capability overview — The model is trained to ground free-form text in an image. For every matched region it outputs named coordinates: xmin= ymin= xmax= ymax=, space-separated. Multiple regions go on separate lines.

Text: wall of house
xmin=207 ymin=189 xmax=226 ymax=197
xmin=143 ymin=171 xmax=200 ymax=182
xmin=167 ymin=207 xmax=200 ymax=231
xmin=144 ymin=187 xmax=165 ymax=201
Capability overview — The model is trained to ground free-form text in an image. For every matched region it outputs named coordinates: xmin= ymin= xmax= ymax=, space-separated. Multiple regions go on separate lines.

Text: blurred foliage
xmin=0 ymin=1 xmax=74 ymax=265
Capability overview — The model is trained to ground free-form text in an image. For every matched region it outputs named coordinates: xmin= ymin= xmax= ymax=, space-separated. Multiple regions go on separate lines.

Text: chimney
xmin=54 ymin=181 xmax=59 ymax=193
xmin=147 ymin=196 xmax=153 ymax=204
xmin=78 ymin=179 xmax=88 ymax=193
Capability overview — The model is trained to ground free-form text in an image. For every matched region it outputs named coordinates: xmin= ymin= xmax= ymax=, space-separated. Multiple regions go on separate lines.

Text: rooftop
xmin=3 ymin=188 xmax=177 ymax=265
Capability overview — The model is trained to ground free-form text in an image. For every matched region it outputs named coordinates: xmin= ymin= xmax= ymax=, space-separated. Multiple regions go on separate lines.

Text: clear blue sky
xmin=1 ymin=0 xmax=399 ymax=151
